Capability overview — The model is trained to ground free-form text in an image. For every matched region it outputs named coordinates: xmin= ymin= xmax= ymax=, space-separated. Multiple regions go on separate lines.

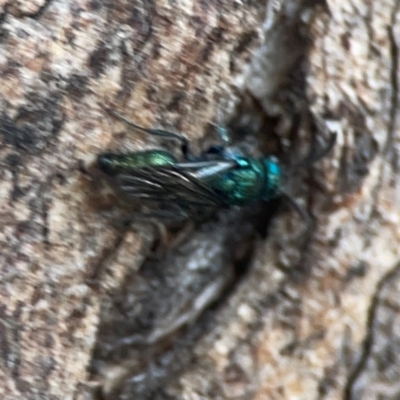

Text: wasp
xmin=97 ymin=109 xmax=335 ymax=223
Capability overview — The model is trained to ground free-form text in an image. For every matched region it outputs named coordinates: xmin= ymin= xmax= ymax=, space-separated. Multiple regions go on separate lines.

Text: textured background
xmin=0 ymin=1 xmax=400 ymax=399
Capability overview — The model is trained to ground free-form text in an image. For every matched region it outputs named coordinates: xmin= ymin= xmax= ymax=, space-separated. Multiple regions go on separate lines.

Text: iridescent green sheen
xmin=98 ymin=150 xmax=281 ymax=207
xmin=97 ymin=110 xmax=335 ymax=222
xmin=97 ymin=150 xmax=177 ymax=176
xmin=262 ymin=158 xmax=281 ymax=201
xmin=208 ymin=157 xmax=278 ymax=206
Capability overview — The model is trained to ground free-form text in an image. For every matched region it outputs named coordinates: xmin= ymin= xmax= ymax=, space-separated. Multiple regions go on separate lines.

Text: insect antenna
xmin=210 ymin=104 xmax=232 ymax=146
xmin=215 ymin=125 xmax=230 ymax=145
xmin=105 ymin=107 xmax=193 ymax=160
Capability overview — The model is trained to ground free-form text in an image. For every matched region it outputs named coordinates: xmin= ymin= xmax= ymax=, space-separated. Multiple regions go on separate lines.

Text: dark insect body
xmin=97 ymin=110 xmax=334 ymax=221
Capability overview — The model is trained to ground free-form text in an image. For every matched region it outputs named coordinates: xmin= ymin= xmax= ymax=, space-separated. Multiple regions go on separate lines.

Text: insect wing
xmin=114 ymin=161 xmax=234 ymax=208
xmin=177 ymin=160 xmax=237 ymax=181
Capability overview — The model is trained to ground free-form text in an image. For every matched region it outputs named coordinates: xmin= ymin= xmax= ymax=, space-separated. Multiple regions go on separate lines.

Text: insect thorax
xmin=261 ymin=157 xmax=281 ymax=201
xmin=208 ymin=156 xmax=281 ymax=206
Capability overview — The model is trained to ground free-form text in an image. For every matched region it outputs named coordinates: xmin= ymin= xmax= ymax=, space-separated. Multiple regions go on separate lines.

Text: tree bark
xmin=1 ymin=1 xmax=399 ymax=400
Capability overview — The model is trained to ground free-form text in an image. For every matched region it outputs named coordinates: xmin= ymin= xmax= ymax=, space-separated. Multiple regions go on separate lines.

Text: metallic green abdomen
xmin=97 ymin=150 xmax=177 ymax=176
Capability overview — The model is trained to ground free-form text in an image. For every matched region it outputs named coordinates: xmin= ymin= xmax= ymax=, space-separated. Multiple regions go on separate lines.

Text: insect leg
xmin=281 ymin=193 xmax=316 ymax=249
xmin=296 ymin=133 xmax=337 ymax=169
xmin=308 ymin=132 xmax=337 ymax=165
xmin=282 ymin=192 xmax=312 ymax=229
xmin=168 ymin=220 xmax=195 ymax=249
xmin=115 ymin=209 xmax=189 ymax=253
xmin=105 ymin=107 xmax=193 ymax=160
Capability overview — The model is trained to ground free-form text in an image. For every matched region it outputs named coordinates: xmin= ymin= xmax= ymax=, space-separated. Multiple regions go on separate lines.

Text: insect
xmin=97 ymin=109 xmax=335 ymax=223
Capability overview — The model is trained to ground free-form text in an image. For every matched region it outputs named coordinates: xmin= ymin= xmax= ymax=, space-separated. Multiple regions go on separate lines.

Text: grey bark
xmin=0 ymin=1 xmax=399 ymax=400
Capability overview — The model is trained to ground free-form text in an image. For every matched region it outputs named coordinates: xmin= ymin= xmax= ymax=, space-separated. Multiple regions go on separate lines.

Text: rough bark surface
xmin=0 ymin=1 xmax=399 ymax=400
